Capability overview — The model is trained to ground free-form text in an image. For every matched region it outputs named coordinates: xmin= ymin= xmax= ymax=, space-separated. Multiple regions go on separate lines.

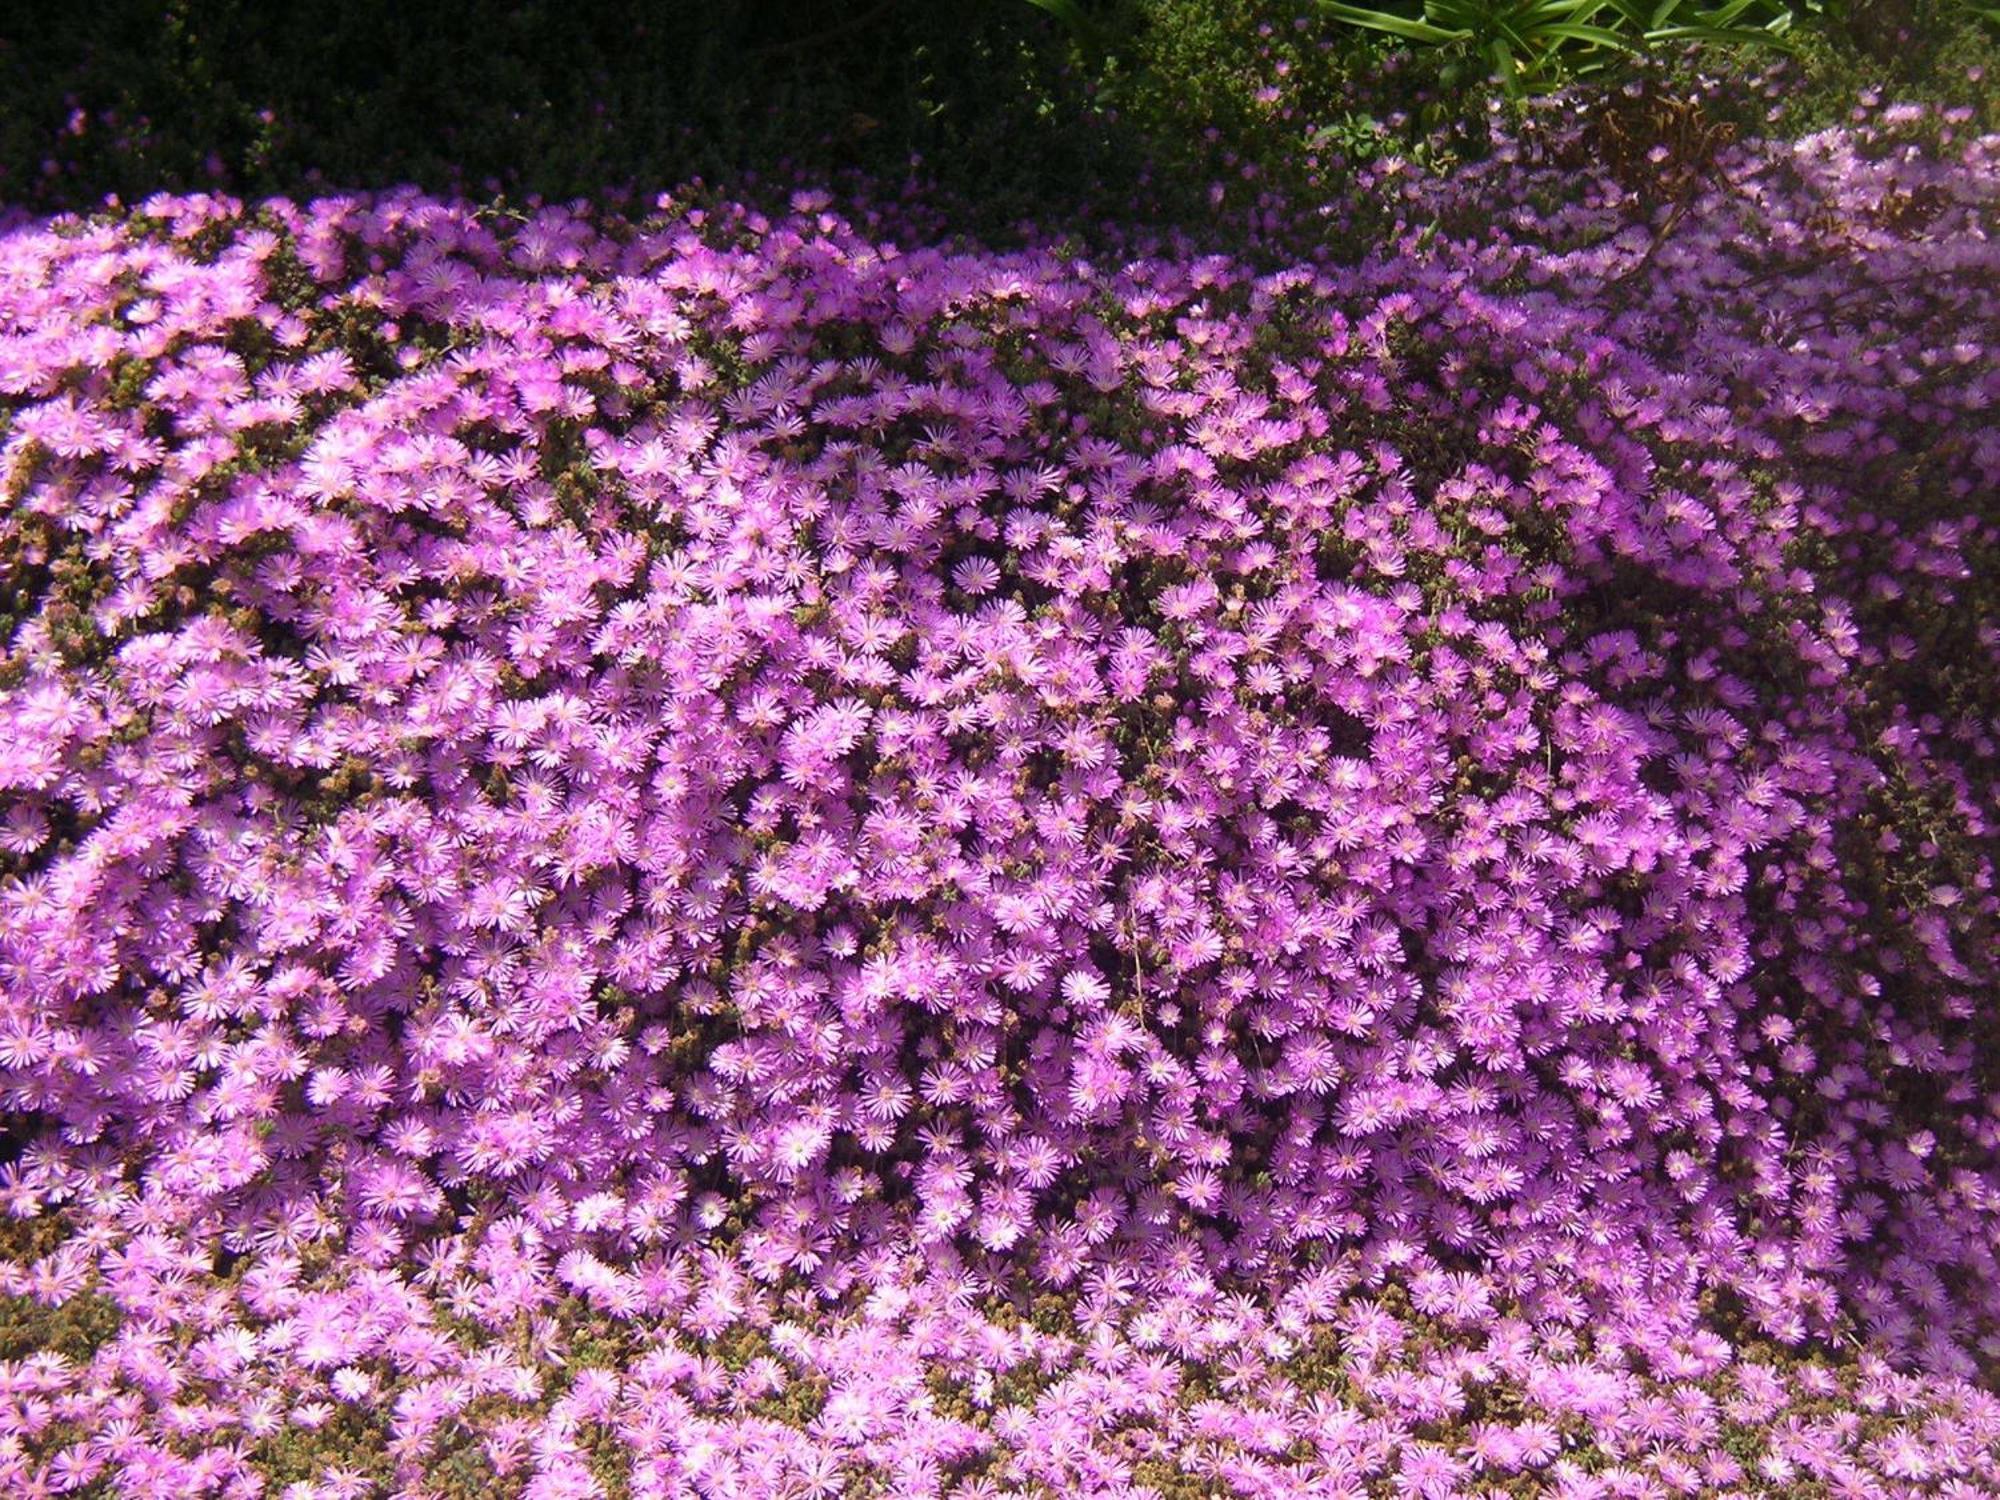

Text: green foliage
xmin=0 ymin=1277 xmax=123 ymax=1364
xmin=1315 ymin=0 xmax=1795 ymax=95
xmin=1772 ymin=1 xmax=2000 ymax=126
xmin=250 ymin=1403 xmax=398 ymax=1491
xmin=0 ymin=0 xmax=1992 ymax=251
xmin=1795 ymin=0 xmax=1998 ymax=55
xmin=0 ymin=1214 xmax=123 ymax=1365
xmin=422 ymin=1417 xmax=519 ymax=1500
xmin=1131 ymin=1458 xmax=1211 ymax=1500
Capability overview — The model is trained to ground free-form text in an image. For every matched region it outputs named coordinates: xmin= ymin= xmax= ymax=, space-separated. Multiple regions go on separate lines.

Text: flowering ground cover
xmin=0 ymin=88 xmax=1997 ymax=1499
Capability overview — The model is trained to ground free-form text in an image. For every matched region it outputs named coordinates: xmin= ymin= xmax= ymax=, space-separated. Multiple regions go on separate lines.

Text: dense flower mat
xmin=1 ymin=97 xmax=1997 ymax=1499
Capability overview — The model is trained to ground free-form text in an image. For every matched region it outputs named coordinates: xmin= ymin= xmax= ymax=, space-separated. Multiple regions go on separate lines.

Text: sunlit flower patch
xmin=0 ymin=96 xmax=1996 ymax=1498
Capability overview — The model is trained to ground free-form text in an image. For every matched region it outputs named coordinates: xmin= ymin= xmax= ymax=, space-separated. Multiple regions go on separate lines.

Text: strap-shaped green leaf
xmin=1534 ymin=22 xmax=1642 ymax=47
xmin=1645 ymin=21 xmax=1794 ymax=45
xmin=1316 ymin=1 xmax=1476 ymax=44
